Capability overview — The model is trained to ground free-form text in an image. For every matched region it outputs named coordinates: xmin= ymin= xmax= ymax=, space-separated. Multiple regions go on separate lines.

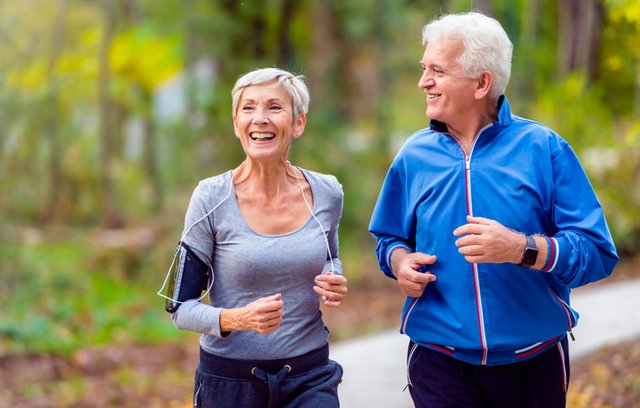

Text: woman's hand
xmin=220 ymin=294 xmax=284 ymax=334
xmin=314 ymin=272 xmax=348 ymax=307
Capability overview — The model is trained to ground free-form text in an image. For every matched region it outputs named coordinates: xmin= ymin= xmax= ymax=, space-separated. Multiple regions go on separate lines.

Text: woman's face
xmin=233 ymin=81 xmax=306 ymax=163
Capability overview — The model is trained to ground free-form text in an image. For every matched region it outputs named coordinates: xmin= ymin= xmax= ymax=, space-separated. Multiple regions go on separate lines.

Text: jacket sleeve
xmin=369 ymin=164 xmax=416 ymax=279
xmin=544 ymin=144 xmax=619 ymax=287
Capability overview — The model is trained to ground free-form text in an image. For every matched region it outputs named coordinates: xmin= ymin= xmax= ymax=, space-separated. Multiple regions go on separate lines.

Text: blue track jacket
xmin=369 ymin=96 xmax=618 ymax=365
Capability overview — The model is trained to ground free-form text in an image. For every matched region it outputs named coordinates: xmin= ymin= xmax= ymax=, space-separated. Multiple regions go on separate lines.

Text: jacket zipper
xmin=550 ymin=289 xmax=577 ymax=341
xmin=399 ymin=124 xmax=493 ymax=364
xmin=404 ymin=342 xmax=419 ymax=390
xmin=401 ymin=298 xmax=419 ymax=334
xmin=452 ymin=124 xmax=491 ymax=365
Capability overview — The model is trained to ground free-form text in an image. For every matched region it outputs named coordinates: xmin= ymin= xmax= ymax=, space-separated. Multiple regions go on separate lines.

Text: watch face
xmin=522 ymin=248 xmax=538 ymax=267
xmin=520 ymin=236 xmax=538 ymax=267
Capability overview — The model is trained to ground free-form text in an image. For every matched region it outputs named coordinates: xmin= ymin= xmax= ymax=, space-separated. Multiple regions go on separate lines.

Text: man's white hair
xmin=422 ymin=12 xmax=513 ymax=100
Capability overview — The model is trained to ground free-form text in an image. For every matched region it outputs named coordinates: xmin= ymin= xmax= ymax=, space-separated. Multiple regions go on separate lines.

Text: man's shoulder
xmin=395 ymin=128 xmax=448 ymax=158
xmin=507 ymin=115 xmax=569 ymax=147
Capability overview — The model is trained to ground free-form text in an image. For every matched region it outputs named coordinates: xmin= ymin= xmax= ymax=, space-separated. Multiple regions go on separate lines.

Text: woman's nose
xmin=252 ymin=109 xmax=269 ymax=124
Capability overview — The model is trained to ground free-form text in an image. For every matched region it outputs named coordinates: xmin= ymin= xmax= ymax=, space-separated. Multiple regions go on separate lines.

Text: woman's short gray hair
xmin=231 ymin=68 xmax=310 ymax=119
xmin=421 ymin=12 xmax=513 ymax=100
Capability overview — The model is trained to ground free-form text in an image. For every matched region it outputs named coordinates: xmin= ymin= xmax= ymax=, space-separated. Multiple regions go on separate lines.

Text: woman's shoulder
xmin=193 ymin=171 xmax=233 ymax=198
xmin=301 ymin=168 xmax=343 ymax=194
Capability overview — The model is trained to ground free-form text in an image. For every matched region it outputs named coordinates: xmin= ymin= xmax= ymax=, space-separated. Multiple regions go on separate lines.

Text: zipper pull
xmin=568 ymin=329 xmax=575 ymax=341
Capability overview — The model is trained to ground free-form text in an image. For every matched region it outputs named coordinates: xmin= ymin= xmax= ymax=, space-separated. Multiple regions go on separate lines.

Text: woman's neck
xmin=233 ymin=159 xmax=298 ymax=200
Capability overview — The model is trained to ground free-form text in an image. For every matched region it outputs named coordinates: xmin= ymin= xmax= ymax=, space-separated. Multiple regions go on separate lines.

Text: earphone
xmin=157 ymin=164 xmax=336 ymax=306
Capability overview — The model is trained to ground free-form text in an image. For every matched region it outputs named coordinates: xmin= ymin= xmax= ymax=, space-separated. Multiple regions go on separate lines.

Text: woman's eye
xmin=269 ymin=105 xmax=282 ymax=111
xmin=242 ymin=106 xmax=254 ymax=112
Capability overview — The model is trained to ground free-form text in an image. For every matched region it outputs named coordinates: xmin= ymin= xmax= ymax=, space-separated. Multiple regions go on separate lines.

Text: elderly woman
xmin=161 ymin=67 xmax=347 ymax=408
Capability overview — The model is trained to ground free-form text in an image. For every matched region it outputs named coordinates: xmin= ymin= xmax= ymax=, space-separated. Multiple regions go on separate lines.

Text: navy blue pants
xmin=193 ymin=344 xmax=342 ymax=408
xmin=407 ymin=337 xmax=569 ymax=408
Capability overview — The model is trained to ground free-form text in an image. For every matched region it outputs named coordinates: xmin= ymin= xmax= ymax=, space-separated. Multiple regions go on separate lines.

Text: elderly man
xmin=369 ymin=11 xmax=618 ymax=408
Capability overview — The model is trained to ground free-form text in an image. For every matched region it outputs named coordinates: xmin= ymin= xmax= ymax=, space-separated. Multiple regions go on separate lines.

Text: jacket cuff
xmin=384 ymin=244 xmax=411 ymax=279
xmin=542 ymin=236 xmax=570 ymax=274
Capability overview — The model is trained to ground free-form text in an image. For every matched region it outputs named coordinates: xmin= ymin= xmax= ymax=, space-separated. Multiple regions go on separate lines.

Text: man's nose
xmin=418 ymin=71 xmax=434 ymax=89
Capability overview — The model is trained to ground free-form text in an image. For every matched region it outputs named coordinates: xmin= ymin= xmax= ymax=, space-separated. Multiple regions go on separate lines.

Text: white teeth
xmin=427 ymin=94 xmax=440 ymax=100
xmin=251 ymin=132 xmax=275 ymax=140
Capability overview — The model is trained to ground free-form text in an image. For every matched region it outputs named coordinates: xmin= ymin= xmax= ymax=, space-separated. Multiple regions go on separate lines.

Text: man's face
xmin=418 ymin=38 xmax=479 ymax=126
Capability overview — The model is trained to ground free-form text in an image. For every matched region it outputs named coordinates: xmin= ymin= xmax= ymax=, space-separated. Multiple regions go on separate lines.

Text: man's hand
xmin=220 ymin=294 xmax=284 ymax=334
xmin=390 ymin=248 xmax=437 ymax=298
xmin=453 ymin=216 xmax=525 ymax=264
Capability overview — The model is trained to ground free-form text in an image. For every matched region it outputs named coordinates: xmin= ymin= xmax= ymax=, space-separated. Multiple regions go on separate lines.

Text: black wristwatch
xmin=519 ymin=235 xmax=538 ymax=268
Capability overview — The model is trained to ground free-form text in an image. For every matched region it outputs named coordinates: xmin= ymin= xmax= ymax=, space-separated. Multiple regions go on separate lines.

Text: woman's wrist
xmin=220 ymin=308 xmax=242 ymax=332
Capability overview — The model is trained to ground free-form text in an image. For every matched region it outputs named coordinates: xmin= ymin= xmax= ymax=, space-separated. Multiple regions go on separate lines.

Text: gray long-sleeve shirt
xmin=172 ymin=168 xmax=343 ymax=360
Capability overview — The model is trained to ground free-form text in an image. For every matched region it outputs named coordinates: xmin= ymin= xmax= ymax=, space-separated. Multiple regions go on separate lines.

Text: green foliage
xmin=0 ymin=236 xmax=186 ymax=355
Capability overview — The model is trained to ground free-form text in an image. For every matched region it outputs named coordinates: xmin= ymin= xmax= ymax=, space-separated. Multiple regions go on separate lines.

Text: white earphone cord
xmin=292 ymin=164 xmax=336 ymax=273
xmin=156 ymin=171 xmax=233 ymax=303
xmin=157 ymin=164 xmax=335 ymax=305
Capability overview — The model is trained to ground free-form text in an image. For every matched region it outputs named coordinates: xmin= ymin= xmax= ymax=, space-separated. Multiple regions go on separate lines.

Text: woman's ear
xmin=233 ymin=115 xmax=240 ymax=138
xmin=292 ymin=112 xmax=307 ymax=139
xmin=475 ymin=71 xmax=493 ymax=100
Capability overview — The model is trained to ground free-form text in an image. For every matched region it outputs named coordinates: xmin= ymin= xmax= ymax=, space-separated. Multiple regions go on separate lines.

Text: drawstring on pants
xmin=251 ymin=365 xmax=292 ymax=408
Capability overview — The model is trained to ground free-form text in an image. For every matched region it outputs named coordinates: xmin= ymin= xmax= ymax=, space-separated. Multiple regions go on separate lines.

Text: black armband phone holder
xmin=164 ymin=241 xmax=210 ymax=313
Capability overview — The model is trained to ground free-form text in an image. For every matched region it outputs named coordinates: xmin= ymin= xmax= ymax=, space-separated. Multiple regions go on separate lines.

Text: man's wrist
xmin=388 ymin=246 xmax=409 ymax=277
xmin=518 ymin=235 xmax=539 ymax=268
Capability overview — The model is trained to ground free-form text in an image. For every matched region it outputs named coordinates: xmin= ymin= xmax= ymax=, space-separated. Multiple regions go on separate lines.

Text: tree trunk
xmin=98 ymin=0 xmax=121 ymax=227
xmin=558 ymin=0 xmax=603 ymax=80
xmin=521 ymin=0 xmax=540 ymax=42
xmin=142 ymin=89 xmax=163 ymax=213
xmin=277 ymin=0 xmax=295 ymax=67
xmin=42 ymin=0 xmax=68 ymax=223
xmin=586 ymin=0 xmax=604 ymax=82
xmin=308 ymin=0 xmax=337 ymax=115
xmin=474 ymin=0 xmax=493 ymax=16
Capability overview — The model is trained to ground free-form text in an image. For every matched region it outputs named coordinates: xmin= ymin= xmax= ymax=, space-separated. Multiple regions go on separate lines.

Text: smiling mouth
xmin=251 ymin=132 xmax=275 ymax=141
xmin=427 ymin=93 xmax=441 ymax=101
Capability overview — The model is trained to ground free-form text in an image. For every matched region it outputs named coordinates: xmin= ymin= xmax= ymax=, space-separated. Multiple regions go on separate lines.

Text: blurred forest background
xmin=1 ymin=0 xmax=639 ymax=406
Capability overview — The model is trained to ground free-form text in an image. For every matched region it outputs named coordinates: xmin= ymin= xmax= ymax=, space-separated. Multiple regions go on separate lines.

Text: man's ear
xmin=475 ymin=71 xmax=493 ymax=100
